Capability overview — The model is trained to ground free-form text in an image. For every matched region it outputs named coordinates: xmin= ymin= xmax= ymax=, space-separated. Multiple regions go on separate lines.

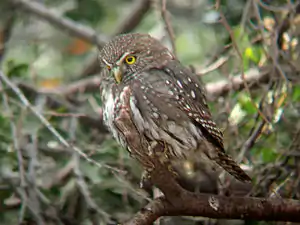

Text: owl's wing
xmin=130 ymin=60 xmax=224 ymax=151
xmin=163 ymin=61 xmax=224 ymax=150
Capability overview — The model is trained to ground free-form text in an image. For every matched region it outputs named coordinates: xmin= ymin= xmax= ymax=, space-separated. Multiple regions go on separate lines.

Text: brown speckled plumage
xmin=99 ymin=33 xmax=251 ymax=183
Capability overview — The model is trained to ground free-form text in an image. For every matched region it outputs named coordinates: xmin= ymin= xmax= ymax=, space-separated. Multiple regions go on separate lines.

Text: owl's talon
xmin=167 ymin=164 xmax=178 ymax=177
xmin=140 ymin=170 xmax=152 ymax=189
xmin=148 ymin=141 xmax=158 ymax=156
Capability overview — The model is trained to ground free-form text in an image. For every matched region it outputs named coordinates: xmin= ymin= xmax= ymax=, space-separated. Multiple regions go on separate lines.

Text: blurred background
xmin=0 ymin=0 xmax=300 ymax=224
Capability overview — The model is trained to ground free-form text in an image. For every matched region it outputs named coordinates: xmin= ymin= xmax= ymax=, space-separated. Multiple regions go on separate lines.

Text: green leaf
xmin=6 ymin=60 xmax=29 ymax=78
xmin=64 ymin=0 xmax=105 ymax=25
xmin=80 ymin=160 xmax=103 ymax=184
xmin=261 ymin=147 xmax=278 ymax=163
xmin=292 ymin=85 xmax=300 ymax=102
xmin=232 ymin=26 xmax=250 ymax=52
xmin=244 ymin=46 xmax=262 ymax=64
xmin=238 ymin=94 xmax=257 ymax=114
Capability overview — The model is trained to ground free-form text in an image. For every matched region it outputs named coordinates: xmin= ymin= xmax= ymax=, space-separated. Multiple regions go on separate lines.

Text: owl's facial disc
xmin=104 ymin=52 xmax=136 ymax=84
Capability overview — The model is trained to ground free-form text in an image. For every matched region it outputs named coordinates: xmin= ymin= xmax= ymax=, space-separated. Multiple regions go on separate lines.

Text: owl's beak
xmin=112 ymin=67 xmax=122 ymax=84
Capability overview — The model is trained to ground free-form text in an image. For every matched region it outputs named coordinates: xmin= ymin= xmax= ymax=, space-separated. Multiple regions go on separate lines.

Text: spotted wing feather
xmin=127 ymin=62 xmax=251 ymax=182
xmin=161 ymin=61 xmax=225 ymax=150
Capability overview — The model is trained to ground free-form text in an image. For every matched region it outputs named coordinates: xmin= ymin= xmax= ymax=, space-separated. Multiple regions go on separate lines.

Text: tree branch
xmin=124 ymin=194 xmax=300 ymax=225
xmin=10 ymin=0 xmax=109 ymax=47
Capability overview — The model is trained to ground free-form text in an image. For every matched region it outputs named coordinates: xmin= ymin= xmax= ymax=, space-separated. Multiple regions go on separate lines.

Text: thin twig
xmin=24 ymin=95 xmax=47 ymax=225
xmin=218 ymin=8 xmax=271 ymax=124
xmin=197 ymin=56 xmax=229 ymax=76
xmin=69 ymin=117 xmax=112 ymax=223
xmin=0 ymin=80 xmax=28 ymax=223
xmin=0 ymin=4 xmax=16 ymax=65
xmin=73 ymin=154 xmax=113 ymax=223
xmin=161 ymin=0 xmax=177 ymax=56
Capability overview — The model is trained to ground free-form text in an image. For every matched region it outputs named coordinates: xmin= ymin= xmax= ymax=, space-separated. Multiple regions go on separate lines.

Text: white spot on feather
xmin=191 ymin=90 xmax=196 ymax=99
xmin=168 ymin=90 xmax=174 ymax=95
xmin=177 ymin=80 xmax=183 ymax=88
xmin=153 ymin=112 xmax=159 ymax=119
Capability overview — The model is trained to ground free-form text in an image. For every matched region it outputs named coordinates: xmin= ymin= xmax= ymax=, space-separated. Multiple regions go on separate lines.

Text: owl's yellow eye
xmin=125 ymin=55 xmax=136 ymax=65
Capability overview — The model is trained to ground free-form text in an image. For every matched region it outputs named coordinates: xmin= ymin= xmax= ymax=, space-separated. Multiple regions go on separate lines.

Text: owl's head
xmin=99 ymin=33 xmax=174 ymax=84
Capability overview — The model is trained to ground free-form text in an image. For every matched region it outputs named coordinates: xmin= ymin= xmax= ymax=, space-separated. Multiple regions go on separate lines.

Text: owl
xmin=99 ymin=33 xmax=251 ymax=183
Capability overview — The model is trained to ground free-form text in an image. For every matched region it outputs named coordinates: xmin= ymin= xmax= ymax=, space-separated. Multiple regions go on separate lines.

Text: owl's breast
xmin=102 ymin=86 xmax=128 ymax=148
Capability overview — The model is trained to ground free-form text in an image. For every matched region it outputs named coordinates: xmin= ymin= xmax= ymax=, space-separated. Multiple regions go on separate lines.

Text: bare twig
xmin=25 ymin=96 xmax=46 ymax=225
xmin=73 ymin=153 xmax=112 ymax=222
xmin=161 ymin=0 xmax=177 ymax=56
xmin=197 ymin=56 xmax=229 ymax=76
xmin=0 ymin=4 xmax=16 ymax=65
xmin=68 ymin=117 xmax=112 ymax=223
xmin=0 ymin=80 xmax=28 ymax=223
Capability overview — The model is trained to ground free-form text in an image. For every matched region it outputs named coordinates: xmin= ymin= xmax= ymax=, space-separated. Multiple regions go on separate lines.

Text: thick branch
xmin=124 ymin=194 xmax=300 ymax=225
xmin=113 ymin=85 xmax=300 ymax=225
xmin=10 ymin=0 xmax=109 ymax=47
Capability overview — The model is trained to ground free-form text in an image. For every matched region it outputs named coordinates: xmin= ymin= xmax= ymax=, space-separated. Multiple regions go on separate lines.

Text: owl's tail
xmin=213 ymin=150 xmax=251 ymax=183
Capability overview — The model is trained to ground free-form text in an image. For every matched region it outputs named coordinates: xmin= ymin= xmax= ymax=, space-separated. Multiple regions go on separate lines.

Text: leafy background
xmin=0 ymin=0 xmax=300 ymax=224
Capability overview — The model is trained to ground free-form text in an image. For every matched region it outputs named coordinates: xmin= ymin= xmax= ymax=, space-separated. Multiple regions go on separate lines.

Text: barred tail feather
xmin=214 ymin=151 xmax=251 ymax=183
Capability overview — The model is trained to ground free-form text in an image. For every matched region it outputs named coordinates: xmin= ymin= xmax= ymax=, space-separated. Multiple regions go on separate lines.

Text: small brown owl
xmin=99 ymin=33 xmax=251 ymax=183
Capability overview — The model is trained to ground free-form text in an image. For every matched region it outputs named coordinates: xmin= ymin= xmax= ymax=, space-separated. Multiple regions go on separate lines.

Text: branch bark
xmin=124 ymin=194 xmax=300 ymax=225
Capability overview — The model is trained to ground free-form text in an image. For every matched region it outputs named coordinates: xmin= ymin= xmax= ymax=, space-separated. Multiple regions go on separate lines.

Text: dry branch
xmin=10 ymin=0 xmax=109 ymax=46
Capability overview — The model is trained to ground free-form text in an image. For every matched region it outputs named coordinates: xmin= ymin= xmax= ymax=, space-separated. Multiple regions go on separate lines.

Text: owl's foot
xmin=167 ymin=164 xmax=179 ymax=178
xmin=140 ymin=169 xmax=153 ymax=190
xmin=147 ymin=141 xmax=158 ymax=156
xmin=142 ymin=141 xmax=178 ymax=189
xmin=158 ymin=141 xmax=179 ymax=178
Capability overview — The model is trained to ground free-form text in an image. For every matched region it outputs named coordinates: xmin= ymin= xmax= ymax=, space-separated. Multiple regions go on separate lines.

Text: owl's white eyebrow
xmin=116 ymin=52 xmax=133 ymax=66
xmin=102 ymin=58 xmax=112 ymax=67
